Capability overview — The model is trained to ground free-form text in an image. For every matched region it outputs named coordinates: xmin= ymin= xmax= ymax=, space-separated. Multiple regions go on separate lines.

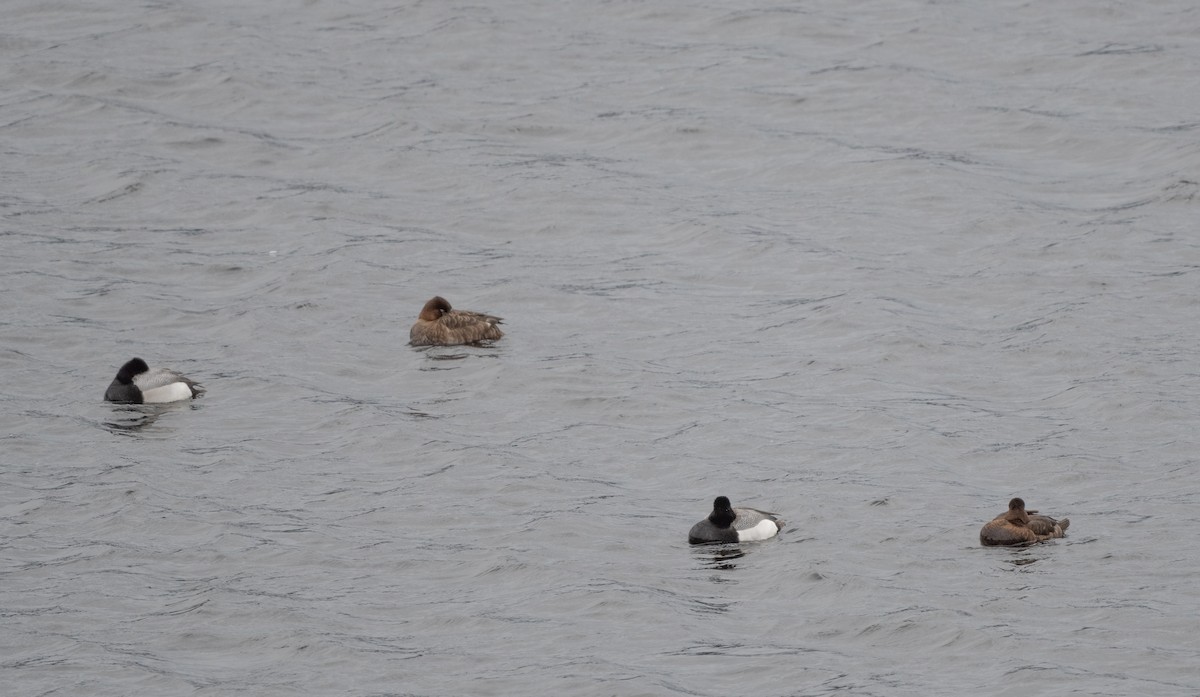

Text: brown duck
xmin=980 ymin=497 xmax=1069 ymax=546
xmin=409 ymin=296 xmax=504 ymax=346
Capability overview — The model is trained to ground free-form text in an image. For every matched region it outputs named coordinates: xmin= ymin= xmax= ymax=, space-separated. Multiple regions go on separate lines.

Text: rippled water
xmin=3 ymin=0 xmax=1200 ymax=695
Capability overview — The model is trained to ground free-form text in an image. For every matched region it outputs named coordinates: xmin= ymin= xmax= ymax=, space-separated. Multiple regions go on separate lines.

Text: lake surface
xmin=3 ymin=1 xmax=1199 ymax=695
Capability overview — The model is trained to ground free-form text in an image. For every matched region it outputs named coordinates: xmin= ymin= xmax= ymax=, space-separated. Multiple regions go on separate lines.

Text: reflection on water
xmin=999 ymin=545 xmax=1066 ymax=567
xmin=418 ymin=346 xmax=505 ymax=366
xmin=693 ymin=544 xmax=748 ymax=571
xmin=425 ymin=352 xmax=471 ymax=363
xmin=100 ymin=403 xmax=193 ymax=434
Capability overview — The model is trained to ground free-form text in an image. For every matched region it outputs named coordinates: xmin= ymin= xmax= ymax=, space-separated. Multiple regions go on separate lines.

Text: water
xmin=3 ymin=0 xmax=1199 ymax=695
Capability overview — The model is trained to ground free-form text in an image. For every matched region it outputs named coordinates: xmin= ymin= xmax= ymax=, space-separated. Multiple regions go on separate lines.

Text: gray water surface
xmin=3 ymin=1 xmax=1199 ymax=695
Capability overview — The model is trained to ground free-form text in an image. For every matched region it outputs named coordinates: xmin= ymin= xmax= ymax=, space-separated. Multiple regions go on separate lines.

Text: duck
xmin=409 ymin=296 xmax=504 ymax=346
xmin=104 ymin=358 xmax=205 ymax=404
xmin=979 ymin=497 xmax=1069 ymax=547
xmin=688 ymin=496 xmax=783 ymax=544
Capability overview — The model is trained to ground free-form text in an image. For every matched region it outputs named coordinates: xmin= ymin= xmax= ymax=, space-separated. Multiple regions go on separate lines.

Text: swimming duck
xmin=409 ymin=296 xmax=504 ymax=346
xmin=104 ymin=358 xmax=204 ymax=404
xmin=979 ymin=497 xmax=1069 ymax=547
xmin=688 ymin=496 xmax=783 ymax=544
